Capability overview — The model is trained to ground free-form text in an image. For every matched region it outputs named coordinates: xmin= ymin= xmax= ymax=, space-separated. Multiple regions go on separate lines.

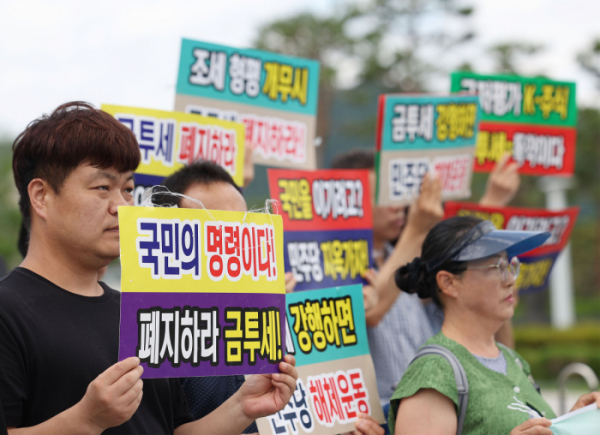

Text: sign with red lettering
xmin=268 ymin=169 xmax=374 ymax=291
xmin=444 ymin=202 xmax=579 ymax=293
xmin=450 ymin=72 xmax=577 ymax=176
xmin=256 ymin=285 xmax=385 ymax=435
xmin=175 ymin=39 xmax=320 ymax=169
xmin=375 ymin=94 xmax=480 ymax=206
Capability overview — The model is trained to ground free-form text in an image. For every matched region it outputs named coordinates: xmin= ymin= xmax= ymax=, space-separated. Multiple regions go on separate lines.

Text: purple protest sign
xmin=118 ymin=206 xmax=286 ymax=379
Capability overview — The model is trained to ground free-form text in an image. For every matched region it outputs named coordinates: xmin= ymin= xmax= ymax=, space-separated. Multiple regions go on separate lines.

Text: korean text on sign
xmin=450 ymin=72 xmax=577 ymax=176
xmin=375 ymin=94 xmax=479 ymax=207
xmin=289 ymin=296 xmax=357 ymax=354
xmin=308 ymin=368 xmax=370 ymax=427
xmin=175 ymin=39 xmax=320 ymax=170
xmin=378 ymin=95 xmax=480 ymax=151
xmin=118 ymin=206 xmax=285 ymax=378
xmin=268 ymin=169 xmax=374 ymax=291
xmin=255 ymin=285 xmax=385 ymax=435
xmin=451 ymin=72 xmax=577 ymax=126
xmin=101 ymin=105 xmax=246 ymax=188
xmin=284 ymin=285 xmax=371 ymax=366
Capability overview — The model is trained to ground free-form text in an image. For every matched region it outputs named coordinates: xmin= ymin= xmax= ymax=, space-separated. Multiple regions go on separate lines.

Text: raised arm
xmin=365 ymin=173 xmax=443 ymax=327
xmin=479 ymin=153 xmax=520 ymax=207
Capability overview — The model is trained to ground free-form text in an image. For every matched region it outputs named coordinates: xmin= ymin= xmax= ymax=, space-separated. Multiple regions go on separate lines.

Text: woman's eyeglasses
xmin=467 ymin=256 xmax=521 ymax=282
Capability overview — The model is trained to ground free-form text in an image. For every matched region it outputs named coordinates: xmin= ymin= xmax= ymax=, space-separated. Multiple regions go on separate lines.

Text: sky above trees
xmin=0 ymin=0 xmax=599 ymax=137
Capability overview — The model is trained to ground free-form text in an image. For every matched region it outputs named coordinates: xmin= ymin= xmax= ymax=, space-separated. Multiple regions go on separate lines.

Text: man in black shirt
xmin=0 ymin=102 xmax=297 ymax=435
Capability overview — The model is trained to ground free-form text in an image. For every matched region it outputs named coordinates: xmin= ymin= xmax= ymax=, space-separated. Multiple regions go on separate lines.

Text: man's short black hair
xmin=12 ymin=101 xmax=140 ymax=230
xmin=330 ymin=149 xmax=375 ymax=170
xmin=153 ymin=161 xmax=241 ymax=207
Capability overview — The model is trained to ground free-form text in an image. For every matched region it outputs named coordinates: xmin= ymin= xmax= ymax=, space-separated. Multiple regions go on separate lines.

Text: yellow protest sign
xmin=119 ymin=206 xmax=284 ymax=294
xmin=102 ymin=105 xmax=245 ymax=187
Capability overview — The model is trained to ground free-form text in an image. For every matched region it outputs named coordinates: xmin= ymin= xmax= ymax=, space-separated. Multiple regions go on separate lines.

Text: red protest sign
xmin=267 ymin=169 xmax=373 ymax=232
xmin=268 ymin=169 xmax=374 ymax=291
xmin=444 ymin=202 xmax=579 ymax=293
xmin=474 ymin=121 xmax=576 ymax=176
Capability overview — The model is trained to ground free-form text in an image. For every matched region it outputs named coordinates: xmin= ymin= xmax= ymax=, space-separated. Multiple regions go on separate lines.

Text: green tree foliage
xmin=577 ymin=38 xmax=600 ymax=88
xmin=569 ymin=108 xmax=600 ymax=299
xmin=254 ymin=0 xmax=475 ymax=92
xmin=0 ymin=141 xmax=21 ymax=270
xmin=487 ymin=42 xmax=544 ymax=75
xmin=252 ymin=0 xmax=475 ymax=167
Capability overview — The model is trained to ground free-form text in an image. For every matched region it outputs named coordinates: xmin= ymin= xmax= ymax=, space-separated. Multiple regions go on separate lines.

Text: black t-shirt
xmin=0 ymin=268 xmax=193 ymax=434
xmin=0 ymin=396 xmax=7 ymax=435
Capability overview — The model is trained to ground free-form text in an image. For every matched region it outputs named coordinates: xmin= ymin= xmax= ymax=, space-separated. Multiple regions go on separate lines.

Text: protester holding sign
xmin=152 ymin=161 xmax=294 ymax=434
xmin=388 ymin=216 xmax=600 ymax=435
xmin=0 ymin=102 xmax=297 ymax=435
xmin=331 ymin=147 xmax=523 ymax=427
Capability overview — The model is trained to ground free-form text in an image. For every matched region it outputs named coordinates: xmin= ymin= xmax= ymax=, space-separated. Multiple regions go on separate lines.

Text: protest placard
xmin=551 ymin=403 xmax=600 ymax=434
xmin=102 ymin=105 xmax=246 ymax=205
xmin=256 ymin=284 xmax=385 ymax=435
xmin=118 ymin=205 xmax=285 ymax=378
xmin=450 ymin=72 xmax=577 ymax=176
xmin=268 ymin=169 xmax=373 ymax=291
xmin=375 ymin=94 xmax=480 ymax=206
xmin=174 ymin=39 xmax=320 ymax=169
xmin=444 ymin=202 xmax=579 ymax=293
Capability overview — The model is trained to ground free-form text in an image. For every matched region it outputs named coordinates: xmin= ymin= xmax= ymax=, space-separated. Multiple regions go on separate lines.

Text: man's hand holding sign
xmin=116 ymin=205 xmax=297 ymax=435
xmin=174 ymin=355 xmax=298 ymax=435
xmin=255 ymin=285 xmax=385 ymax=435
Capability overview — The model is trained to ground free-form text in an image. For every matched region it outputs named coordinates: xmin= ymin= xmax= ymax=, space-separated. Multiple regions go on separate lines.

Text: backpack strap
xmin=410 ymin=345 xmax=469 ymax=435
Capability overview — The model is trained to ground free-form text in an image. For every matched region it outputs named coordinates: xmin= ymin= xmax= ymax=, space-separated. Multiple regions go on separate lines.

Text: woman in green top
xmin=388 ymin=216 xmax=600 ymax=435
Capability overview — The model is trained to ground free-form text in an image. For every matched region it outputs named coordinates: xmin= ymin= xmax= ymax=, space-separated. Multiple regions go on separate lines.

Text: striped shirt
xmin=369 ymin=243 xmax=435 ymax=406
xmin=368 ymin=291 xmax=434 ymax=406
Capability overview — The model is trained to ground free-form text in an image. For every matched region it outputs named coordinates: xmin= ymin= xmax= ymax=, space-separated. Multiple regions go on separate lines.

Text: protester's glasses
xmin=467 ymin=256 xmax=521 ymax=282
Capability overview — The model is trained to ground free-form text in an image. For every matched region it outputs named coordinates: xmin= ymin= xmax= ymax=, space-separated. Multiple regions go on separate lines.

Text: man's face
xmin=369 ymin=170 xmax=406 ymax=243
xmin=44 ymin=164 xmax=134 ymax=265
xmin=181 ymin=181 xmax=247 ymax=213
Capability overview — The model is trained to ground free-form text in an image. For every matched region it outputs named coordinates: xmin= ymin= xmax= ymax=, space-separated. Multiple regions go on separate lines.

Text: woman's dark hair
xmin=395 ymin=216 xmax=483 ymax=308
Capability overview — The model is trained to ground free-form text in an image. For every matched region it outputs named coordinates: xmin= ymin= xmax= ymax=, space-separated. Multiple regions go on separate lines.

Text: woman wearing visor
xmin=388 ymin=216 xmax=600 ymax=435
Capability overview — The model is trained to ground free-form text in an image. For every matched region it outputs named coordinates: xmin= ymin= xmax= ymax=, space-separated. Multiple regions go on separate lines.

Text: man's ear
xmin=436 ymin=270 xmax=460 ymax=299
xmin=28 ymin=178 xmax=52 ymax=222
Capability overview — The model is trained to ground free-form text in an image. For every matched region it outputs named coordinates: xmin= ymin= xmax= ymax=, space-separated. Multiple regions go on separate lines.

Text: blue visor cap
xmin=451 ymin=220 xmax=551 ymax=262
